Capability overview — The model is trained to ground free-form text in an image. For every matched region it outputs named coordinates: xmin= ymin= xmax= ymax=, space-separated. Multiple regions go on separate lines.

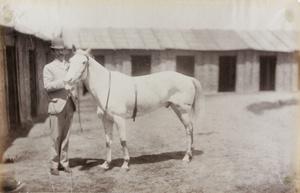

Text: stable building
xmin=0 ymin=26 xmax=51 ymax=136
xmin=63 ymin=28 xmax=299 ymax=94
xmin=0 ymin=27 xmax=299 ymax=137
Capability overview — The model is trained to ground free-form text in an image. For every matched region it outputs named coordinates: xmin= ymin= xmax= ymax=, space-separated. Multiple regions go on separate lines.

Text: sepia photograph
xmin=0 ymin=0 xmax=300 ymax=192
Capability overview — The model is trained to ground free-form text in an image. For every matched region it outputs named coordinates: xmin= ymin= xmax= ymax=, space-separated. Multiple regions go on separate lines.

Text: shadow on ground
xmin=70 ymin=150 xmax=203 ymax=170
xmin=247 ymin=99 xmax=297 ymax=115
xmin=1 ymin=115 xmax=48 ymax=163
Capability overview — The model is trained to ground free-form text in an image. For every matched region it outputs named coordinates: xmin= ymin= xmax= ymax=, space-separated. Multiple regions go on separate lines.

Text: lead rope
xmin=77 ymin=95 xmax=100 ymax=140
xmin=77 ymin=69 xmax=111 ymax=140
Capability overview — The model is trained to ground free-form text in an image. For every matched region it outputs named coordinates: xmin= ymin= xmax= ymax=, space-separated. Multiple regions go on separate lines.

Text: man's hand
xmin=64 ymin=81 xmax=73 ymax=91
xmin=64 ymin=81 xmax=77 ymax=99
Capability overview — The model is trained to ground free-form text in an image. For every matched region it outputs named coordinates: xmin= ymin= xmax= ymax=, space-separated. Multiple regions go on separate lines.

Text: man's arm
xmin=43 ymin=66 xmax=65 ymax=92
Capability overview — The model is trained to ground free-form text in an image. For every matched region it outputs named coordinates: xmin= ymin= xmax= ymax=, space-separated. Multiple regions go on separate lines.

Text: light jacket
xmin=43 ymin=59 xmax=76 ymax=114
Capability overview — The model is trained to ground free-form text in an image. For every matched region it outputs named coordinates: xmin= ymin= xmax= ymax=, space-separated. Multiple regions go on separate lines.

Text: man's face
xmin=52 ymin=48 xmax=65 ymax=61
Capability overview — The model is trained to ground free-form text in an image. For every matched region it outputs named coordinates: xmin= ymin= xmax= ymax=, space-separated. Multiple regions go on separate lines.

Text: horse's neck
xmin=84 ymin=57 xmax=109 ymax=95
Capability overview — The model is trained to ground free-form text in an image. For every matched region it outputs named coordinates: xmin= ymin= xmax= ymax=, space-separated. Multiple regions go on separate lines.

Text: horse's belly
xmin=132 ymin=96 xmax=169 ymax=117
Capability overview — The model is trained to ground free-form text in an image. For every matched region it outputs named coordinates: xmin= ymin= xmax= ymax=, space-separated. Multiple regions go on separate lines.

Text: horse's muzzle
xmin=64 ymin=77 xmax=73 ymax=84
xmin=64 ymin=78 xmax=74 ymax=91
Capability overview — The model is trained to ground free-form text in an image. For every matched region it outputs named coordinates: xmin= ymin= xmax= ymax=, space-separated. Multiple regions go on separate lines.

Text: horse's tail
xmin=191 ymin=78 xmax=205 ymax=120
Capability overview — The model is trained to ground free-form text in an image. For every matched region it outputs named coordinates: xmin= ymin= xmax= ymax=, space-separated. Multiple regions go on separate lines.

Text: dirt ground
xmin=1 ymin=92 xmax=300 ymax=193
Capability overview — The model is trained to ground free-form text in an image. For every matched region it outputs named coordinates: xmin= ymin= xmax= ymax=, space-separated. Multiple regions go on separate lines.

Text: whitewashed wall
xmin=91 ymin=49 xmax=299 ymax=94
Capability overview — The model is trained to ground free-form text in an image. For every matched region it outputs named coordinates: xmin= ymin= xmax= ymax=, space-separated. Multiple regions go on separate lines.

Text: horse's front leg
xmin=100 ymin=118 xmax=114 ymax=170
xmin=114 ymin=116 xmax=130 ymax=170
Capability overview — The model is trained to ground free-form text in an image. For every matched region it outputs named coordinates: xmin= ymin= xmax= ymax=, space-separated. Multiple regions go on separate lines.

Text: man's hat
xmin=50 ymin=37 xmax=66 ymax=49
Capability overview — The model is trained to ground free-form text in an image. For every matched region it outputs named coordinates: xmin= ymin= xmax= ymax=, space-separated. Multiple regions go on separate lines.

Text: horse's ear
xmin=72 ymin=45 xmax=77 ymax=53
xmin=85 ymin=48 xmax=91 ymax=55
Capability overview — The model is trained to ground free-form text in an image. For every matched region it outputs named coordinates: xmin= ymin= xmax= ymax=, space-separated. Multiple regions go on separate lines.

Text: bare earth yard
xmin=1 ymin=92 xmax=300 ymax=192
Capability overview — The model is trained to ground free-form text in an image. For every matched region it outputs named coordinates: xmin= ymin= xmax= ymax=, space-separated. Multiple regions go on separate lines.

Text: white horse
xmin=64 ymin=46 xmax=205 ymax=170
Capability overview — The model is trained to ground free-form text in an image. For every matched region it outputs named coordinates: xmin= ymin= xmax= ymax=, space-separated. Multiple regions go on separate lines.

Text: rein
xmin=76 ymin=54 xmax=106 ymax=140
xmin=77 ymin=90 xmax=102 ymax=140
xmin=105 ymin=70 xmax=111 ymax=112
xmin=76 ymin=53 xmax=137 ymax=140
xmin=82 ymin=53 xmax=111 ymax=112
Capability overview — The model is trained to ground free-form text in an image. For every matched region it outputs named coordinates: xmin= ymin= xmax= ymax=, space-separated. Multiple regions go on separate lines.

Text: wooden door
xmin=6 ymin=46 xmax=20 ymax=128
xmin=218 ymin=56 xmax=236 ymax=92
xmin=260 ymin=56 xmax=276 ymax=91
xmin=176 ymin=56 xmax=195 ymax=77
xmin=29 ymin=50 xmax=37 ymax=116
xmin=131 ymin=55 xmax=151 ymax=76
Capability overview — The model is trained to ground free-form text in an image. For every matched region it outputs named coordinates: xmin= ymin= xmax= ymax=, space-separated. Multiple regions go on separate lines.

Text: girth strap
xmin=105 ymin=70 xmax=111 ymax=111
xmin=105 ymin=71 xmax=137 ymax=121
xmin=132 ymin=80 xmax=138 ymax=121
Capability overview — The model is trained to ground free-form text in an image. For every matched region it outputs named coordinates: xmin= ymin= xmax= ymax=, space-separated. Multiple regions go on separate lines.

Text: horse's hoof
xmin=100 ymin=166 xmax=109 ymax=171
xmin=121 ymin=163 xmax=130 ymax=171
xmin=121 ymin=166 xmax=130 ymax=171
xmin=182 ymin=159 xmax=190 ymax=165
xmin=100 ymin=163 xmax=110 ymax=170
xmin=182 ymin=155 xmax=192 ymax=163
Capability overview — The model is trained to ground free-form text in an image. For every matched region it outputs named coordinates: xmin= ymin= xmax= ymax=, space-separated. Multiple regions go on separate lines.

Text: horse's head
xmin=64 ymin=45 xmax=91 ymax=90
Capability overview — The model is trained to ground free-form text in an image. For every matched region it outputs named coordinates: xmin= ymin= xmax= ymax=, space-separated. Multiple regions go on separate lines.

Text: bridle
xmin=74 ymin=52 xmax=137 ymax=140
xmin=75 ymin=53 xmax=112 ymax=140
xmin=82 ymin=53 xmax=112 ymax=111
xmin=79 ymin=54 xmax=90 ymax=81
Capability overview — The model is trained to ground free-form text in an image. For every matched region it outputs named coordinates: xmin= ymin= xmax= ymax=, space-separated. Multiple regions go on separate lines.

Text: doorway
xmin=259 ymin=56 xmax=276 ymax=91
xmin=95 ymin=55 xmax=105 ymax=66
xmin=131 ymin=55 xmax=151 ymax=76
xmin=6 ymin=46 xmax=20 ymax=128
xmin=29 ymin=50 xmax=38 ymax=116
xmin=218 ymin=56 xmax=236 ymax=92
xmin=176 ymin=56 xmax=195 ymax=77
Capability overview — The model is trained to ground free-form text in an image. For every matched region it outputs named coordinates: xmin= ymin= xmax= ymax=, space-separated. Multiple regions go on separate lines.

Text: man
xmin=43 ymin=37 xmax=76 ymax=176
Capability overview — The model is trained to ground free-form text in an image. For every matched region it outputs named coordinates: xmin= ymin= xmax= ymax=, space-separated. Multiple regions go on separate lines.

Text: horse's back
xmin=109 ymin=70 xmax=202 ymax=118
xmin=112 ymin=71 xmax=198 ymax=97
xmin=134 ymin=71 xmax=196 ymax=103
xmin=134 ymin=71 xmax=192 ymax=85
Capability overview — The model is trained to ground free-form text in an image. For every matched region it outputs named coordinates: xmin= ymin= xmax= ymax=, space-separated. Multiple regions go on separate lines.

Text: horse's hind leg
xmin=171 ymin=105 xmax=194 ymax=162
xmin=114 ymin=116 xmax=130 ymax=170
xmin=100 ymin=118 xmax=114 ymax=170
